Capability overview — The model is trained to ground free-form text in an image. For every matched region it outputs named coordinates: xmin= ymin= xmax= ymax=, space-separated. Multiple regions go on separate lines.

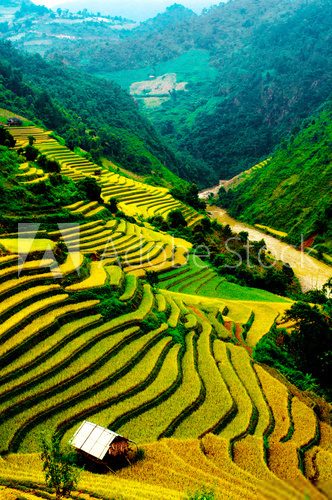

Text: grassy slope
xmin=99 ymin=49 xmax=217 ymax=90
xmin=224 ymin=102 xmax=332 ymax=248
xmin=159 ymin=255 xmax=289 ymax=302
xmin=96 ymin=49 xmax=220 ymax=187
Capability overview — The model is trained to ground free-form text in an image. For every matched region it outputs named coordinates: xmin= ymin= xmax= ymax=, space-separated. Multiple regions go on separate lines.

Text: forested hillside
xmin=218 ymin=101 xmax=332 ymax=251
xmin=185 ymin=0 xmax=332 ymax=179
xmin=37 ymin=0 xmax=332 ymax=182
xmin=0 ymin=40 xmax=191 ymax=187
xmin=43 ymin=3 xmax=197 ymax=72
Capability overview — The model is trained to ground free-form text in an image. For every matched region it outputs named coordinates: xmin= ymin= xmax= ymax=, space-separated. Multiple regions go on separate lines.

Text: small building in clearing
xmin=7 ymin=117 xmax=22 ymax=127
xmin=70 ymin=420 xmax=133 ymax=464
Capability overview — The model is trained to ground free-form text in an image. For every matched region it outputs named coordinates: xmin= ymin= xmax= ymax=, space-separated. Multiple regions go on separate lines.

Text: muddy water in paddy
xmin=208 ymin=206 xmax=332 ymax=292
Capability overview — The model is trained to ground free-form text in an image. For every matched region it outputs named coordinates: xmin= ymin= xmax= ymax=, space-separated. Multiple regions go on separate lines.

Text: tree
xmin=239 ymin=231 xmax=248 ymax=243
xmin=37 ymin=153 xmax=48 ymax=169
xmin=170 ymin=183 xmax=206 ymax=210
xmin=0 ymin=126 xmax=15 ymax=147
xmin=145 ymin=270 xmax=159 ymax=286
xmin=222 ymin=224 xmax=232 ymax=238
xmin=45 ymin=159 xmax=61 ymax=173
xmin=41 ymin=433 xmax=79 ymax=500
xmin=76 ymin=177 xmax=101 ymax=201
xmin=185 ymin=183 xmax=206 ymax=210
xmin=167 ymin=209 xmax=187 ymax=228
xmin=38 ymin=154 xmax=60 ymax=173
xmin=24 ymin=144 xmax=39 ymax=161
xmin=28 ymin=135 xmax=36 ymax=146
xmin=283 ymin=302 xmax=331 ymax=384
xmin=108 ymin=197 xmax=118 ymax=213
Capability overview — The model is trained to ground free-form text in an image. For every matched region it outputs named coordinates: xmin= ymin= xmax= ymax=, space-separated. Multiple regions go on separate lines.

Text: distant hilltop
xmin=35 ymin=0 xmax=218 ymax=21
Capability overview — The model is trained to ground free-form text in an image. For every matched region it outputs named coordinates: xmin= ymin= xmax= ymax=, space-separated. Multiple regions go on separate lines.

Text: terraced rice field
xmin=0 ymin=433 xmax=329 ymax=499
xmin=49 ymin=218 xmax=190 ymax=277
xmin=7 ymin=126 xmax=54 ymax=149
xmin=8 ymin=125 xmax=203 ymax=225
xmin=1 ymin=123 xmax=331 ymax=499
xmin=158 ymin=255 xmax=291 ymax=345
xmin=0 ymin=246 xmax=330 ymax=499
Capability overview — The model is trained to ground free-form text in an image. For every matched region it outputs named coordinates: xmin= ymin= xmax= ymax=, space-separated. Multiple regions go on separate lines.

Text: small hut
xmin=7 ymin=117 xmax=22 ymax=127
xmin=69 ymin=421 xmax=135 ymax=468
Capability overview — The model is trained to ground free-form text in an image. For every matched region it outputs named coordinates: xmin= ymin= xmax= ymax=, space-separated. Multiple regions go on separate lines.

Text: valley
xmin=0 ymin=1 xmax=331 ymax=499
xmin=36 ymin=0 xmax=332 ymax=183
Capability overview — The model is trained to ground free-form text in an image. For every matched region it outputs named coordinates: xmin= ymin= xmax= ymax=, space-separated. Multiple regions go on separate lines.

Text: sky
xmin=32 ymin=0 xmax=220 ymax=20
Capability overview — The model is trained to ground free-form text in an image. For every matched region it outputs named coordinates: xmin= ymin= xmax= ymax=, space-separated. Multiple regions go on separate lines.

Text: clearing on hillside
xmin=130 ymin=73 xmax=187 ymax=107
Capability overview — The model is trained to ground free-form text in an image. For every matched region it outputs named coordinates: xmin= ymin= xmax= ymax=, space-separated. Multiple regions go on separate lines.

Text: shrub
xmin=97 ymin=295 xmax=125 ymax=319
xmin=168 ymin=209 xmax=187 ymax=228
xmin=135 ymin=447 xmax=145 ymax=462
xmin=24 ymin=144 xmax=39 ymax=161
xmin=186 ymin=488 xmax=215 ymax=500
xmin=140 ymin=314 xmax=162 ymax=333
xmin=147 ymin=215 xmax=170 ymax=231
xmin=76 ymin=177 xmax=101 ymax=202
xmin=167 ymin=324 xmax=187 ymax=346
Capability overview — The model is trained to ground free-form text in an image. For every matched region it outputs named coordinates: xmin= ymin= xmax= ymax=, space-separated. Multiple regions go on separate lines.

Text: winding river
xmin=208 ymin=206 xmax=332 ymax=292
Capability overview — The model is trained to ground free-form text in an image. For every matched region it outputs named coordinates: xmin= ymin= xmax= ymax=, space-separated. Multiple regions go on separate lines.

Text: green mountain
xmin=36 ymin=0 xmax=332 ymax=183
xmin=218 ymin=101 xmax=332 ymax=251
xmin=0 ymin=40 xmax=191 ymax=188
xmin=185 ymin=0 xmax=332 ymax=180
